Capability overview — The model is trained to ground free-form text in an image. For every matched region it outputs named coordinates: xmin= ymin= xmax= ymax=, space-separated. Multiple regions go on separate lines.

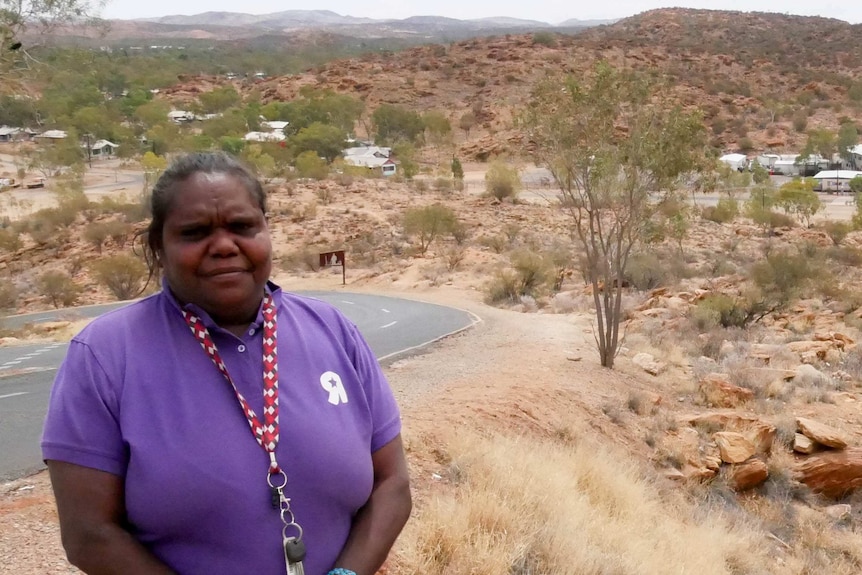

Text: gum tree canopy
xmin=521 ymin=62 xmax=709 ymax=368
xmin=1 ymin=0 xmax=103 ymax=90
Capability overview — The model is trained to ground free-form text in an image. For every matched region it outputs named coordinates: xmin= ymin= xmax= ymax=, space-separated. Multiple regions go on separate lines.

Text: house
xmin=753 ymin=153 xmax=780 ymax=170
xmin=847 ymin=144 xmax=862 ymax=170
xmin=261 ymin=120 xmax=289 ymax=132
xmin=343 ymin=145 xmax=397 ymax=176
xmin=719 ymin=153 xmax=749 ymax=172
xmin=811 ymin=170 xmax=862 ymax=193
xmin=168 ymin=110 xmax=196 ymax=123
xmin=0 ymin=126 xmax=21 ymax=142
xmin=243 ymin=131 xmax=285 ymax=143
xmin=91 ymin=139 xmax=119 ymax=157
xmin=35 ymin=130 xmax=68 ymax=140
xmin=769 ymin=154 xmax=826 ymax=177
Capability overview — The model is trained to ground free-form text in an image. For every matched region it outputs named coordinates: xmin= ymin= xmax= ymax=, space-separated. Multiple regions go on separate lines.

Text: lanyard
xmin=181 ymin=294 xmax=281 ymax=474
xmin=182 ymin=294 xmax=308 ymax=570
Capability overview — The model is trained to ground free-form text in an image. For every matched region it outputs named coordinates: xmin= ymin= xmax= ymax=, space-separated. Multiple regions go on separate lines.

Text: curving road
xmin=0 ymin=292 xmax=478 ymax=482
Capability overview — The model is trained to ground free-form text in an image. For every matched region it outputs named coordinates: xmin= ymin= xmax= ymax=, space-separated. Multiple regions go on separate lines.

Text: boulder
xmin=699 ymin=373 xmax=754 ymax=408
xmin=824 ymin=504 xmax=852 ymax=522
xmin=728 ymin=458 xmax=769 ymax=491
xmin=794 ymin=433 xmax=818 ymax=455
xmin=796 ymin=448 xmax=862 ymax=499
xmin=797 ymin=417 xmax=849 ymax=449
xmin=714 ymin=432 xmax=755 ymax=463
xmin=685 ymin=413 xmax=774 ymax=453
xmin=632 ymin=353 xmax=666 ymax=376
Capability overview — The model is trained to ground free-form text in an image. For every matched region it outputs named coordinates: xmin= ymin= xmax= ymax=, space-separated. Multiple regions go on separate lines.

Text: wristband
xmin=327 ymin=570 xmax=357 ymax=575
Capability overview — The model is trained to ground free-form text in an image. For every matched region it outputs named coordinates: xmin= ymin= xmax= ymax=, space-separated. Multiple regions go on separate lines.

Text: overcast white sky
xmin=100 ymin=1 xmax=862 ymax=25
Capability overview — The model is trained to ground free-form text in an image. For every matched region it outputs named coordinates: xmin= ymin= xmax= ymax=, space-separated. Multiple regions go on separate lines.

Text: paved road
xmin=0 ymin=292 xmax=478 ymax=482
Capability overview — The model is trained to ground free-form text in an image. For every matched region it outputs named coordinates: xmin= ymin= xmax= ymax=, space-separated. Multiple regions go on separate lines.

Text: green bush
xmin=91 ymin=255 xmax=147 ymax=301
xmin=624 ymin=252 xmax=667 ymax=291
xmin=38 ymin=271 xmax=82 ymax=308
xmin=701 ymin=197 xmax=739 ymax=223
xmin=0 ymin=279 xmax=17 ymax=311
xmin=403 ymin=204 xmax=458 ymax=254
xmin=485 ymin=270 xmax=520 ymax=304
xmin=692 ymin=294 xmax=755 ymax=329
xmin=821 ymin=220 xmax=851 ymax=246
xmin=0 ymin=228 xmax=21 ymax=253
xmin=532 ymin=31 xmax=557 ymax=47
xmin=484 ymin=161 xmax=521 ymax=202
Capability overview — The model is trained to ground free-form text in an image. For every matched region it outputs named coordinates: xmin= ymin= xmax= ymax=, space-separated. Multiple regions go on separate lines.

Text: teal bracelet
xmin=327 ymin=570 xmax=356 ymax=575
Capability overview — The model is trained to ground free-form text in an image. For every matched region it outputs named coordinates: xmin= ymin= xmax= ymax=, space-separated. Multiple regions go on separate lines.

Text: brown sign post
xmin=318 ymin=250 xmax=346 ymax=285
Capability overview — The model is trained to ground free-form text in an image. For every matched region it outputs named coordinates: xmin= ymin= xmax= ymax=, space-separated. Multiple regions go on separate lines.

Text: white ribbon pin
xmin=320 ymin=371 xmax=348 ymax=405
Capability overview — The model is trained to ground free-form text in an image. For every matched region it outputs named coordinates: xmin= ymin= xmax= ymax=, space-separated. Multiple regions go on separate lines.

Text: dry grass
xmin=395 ymin=428 xmax=777 ymax=575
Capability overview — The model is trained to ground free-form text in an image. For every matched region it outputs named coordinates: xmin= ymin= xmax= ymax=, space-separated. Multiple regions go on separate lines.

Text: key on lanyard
xmin=284 ymin=537 xmax=306 ymax=575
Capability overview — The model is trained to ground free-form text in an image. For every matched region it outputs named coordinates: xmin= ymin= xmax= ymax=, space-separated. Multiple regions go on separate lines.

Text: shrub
xmin=692 ymin=293 xmax=762 ymax=329
xmin=625 ymin=252 xmax=667 ymax=290
xmin=295 ymin=151 xmax=329 ymax=180
xmin=510 ymin=249 xmax=553 ymax=298
xmin=485 ymin=270 xmax=520 ymax=304
xmin=532 ymin=31 xmax=556 ymax=47
xmin=84 ymin=222 xmax=110 ymax=253
xmin=0 ymin=228 xmax=21 ymax=253
xmin=403 ymin=204 xmax=458 ymax=254
xmin=91 ymin=255 xmax=147 ymax=301
xmin=0 ymin=279 xmax=17 ymax=311
xmin=38 ymin=271 xmax=82 ymax=308
xmin=821 ymin=220 xmax=851 ymax=246
xmin=280 ymin=247 xmax=322 ymax=272
xmin=702 ymin=197 xmax=739 ymax=223
xmin=105 ymin=220 xmax=132 ymax=249
xmin=484 ymin=161 xmax=521 ymax=201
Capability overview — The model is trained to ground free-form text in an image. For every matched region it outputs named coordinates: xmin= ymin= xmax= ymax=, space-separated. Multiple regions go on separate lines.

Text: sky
xmin=99 ymin=1 xmax=862 ymax=25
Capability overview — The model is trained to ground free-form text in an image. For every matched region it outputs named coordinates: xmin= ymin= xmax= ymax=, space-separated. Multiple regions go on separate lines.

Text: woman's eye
xmin=181 ymin=227 xmax=208 ymax=238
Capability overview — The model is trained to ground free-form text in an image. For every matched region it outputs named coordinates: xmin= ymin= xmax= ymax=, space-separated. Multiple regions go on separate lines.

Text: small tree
xmin=458 ymin=112 xmax=476 ymax=138
xmin=84 ymin=222 xmax=110 ymax=253
xmin=403 ymin=204 xmax=458 ymax=254
xmin=294 ymin=151 xmax=329 ymax=180
xmin=91 ymin=255 xmax=147 ymax=301
xmin=484 ymin=161 xmax=520 ymax=201
xmin=775 ymin=178 xmax=821 ymax=227
xmin=451 ymin=156 xmax=464 ymax=185
xmin=38 ymin=271 xmax=81 ymax=308
xmin=521 ymin=62 xmax=708 ymax=368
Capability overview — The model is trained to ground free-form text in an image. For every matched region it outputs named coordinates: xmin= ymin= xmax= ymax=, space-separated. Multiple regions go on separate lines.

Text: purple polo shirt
xmin=42 ymin=282 xmax=402 ymax=575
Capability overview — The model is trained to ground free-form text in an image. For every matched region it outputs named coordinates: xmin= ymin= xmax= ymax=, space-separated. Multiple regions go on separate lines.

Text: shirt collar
xmin=161 ymin=277 xmax=283 ymax=331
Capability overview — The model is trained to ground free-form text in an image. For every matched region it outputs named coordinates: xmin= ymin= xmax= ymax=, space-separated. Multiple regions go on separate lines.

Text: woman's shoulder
xmin=72 ymin=292 xmax=172 ymax=344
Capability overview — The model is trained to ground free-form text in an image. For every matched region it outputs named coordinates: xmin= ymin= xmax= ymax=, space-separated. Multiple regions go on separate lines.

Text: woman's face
xmin=159 ymin=172 xmax=272 ymax=324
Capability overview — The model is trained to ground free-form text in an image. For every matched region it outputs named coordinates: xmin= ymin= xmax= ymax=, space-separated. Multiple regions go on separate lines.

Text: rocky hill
xmin=159 ymin=8 xmax=862 ymax=159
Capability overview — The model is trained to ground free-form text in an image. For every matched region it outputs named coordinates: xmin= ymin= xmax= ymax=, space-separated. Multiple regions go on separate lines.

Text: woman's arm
xmin=331 ymin=434 xmax=412 ymax=575
xmin=48 ymin=461 xmax=176 ymax=575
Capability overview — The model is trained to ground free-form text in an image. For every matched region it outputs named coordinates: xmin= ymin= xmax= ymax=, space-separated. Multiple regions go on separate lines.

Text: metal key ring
xmin=282 ymin=522 xmax=303 ymax=542
xmin=266 ymin=469 xmax=287 ymax=490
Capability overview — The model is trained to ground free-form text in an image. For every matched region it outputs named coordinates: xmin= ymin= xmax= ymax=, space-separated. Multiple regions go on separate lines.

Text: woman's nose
xmin=208 ymin=228 xmax=240 ymax=256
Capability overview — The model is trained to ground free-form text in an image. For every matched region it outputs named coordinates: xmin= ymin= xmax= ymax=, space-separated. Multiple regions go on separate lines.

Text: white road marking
xmin=380 ymin=321 xmax=397 ymax=329
xmin=339 ymin=300 xmax=355 ymax=305
xmin=381 ymin=308 xmax=390 ymax=313
xmin=0 ymin=392 xmax=28 ymax=400
xmin=0 ymin=342 xmax=65 ymax=370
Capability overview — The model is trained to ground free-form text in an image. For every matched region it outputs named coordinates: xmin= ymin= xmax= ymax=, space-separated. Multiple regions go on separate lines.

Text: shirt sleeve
xmin=41 ymin=339 xmax=128 ymax=477
xmin=346 ymin=322 xmax=402 ymax=452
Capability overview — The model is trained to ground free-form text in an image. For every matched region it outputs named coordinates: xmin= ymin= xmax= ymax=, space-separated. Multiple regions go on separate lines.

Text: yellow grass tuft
xmin=395 ymin=429 xmax=776 ymax=574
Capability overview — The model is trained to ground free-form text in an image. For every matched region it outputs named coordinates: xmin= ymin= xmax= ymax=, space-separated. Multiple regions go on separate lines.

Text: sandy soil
xmin=0 ymin=275 xmax=600 ymax=573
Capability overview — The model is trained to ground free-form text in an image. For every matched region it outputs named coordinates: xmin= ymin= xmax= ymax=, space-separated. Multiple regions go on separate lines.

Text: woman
xmin=42 ymin=152 xmax=411 ymax=575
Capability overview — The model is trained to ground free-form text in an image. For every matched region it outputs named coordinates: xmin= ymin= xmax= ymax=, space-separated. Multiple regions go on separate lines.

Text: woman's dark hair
xmin=141 ymin=152 xmax=266 ymax=274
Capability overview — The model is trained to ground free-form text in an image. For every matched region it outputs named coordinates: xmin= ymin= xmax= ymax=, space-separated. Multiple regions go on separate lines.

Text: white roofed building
xmin=812 ymin=170 xmax=862 ymax=193
xmin=243 ymin=131 xmax=286 ymax=143
xmin=343 ymin=145 xmax=396 ymax=176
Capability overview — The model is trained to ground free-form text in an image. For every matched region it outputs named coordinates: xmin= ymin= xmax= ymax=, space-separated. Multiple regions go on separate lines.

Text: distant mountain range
xmin=125 ymin=9 xmax=616 ymax=38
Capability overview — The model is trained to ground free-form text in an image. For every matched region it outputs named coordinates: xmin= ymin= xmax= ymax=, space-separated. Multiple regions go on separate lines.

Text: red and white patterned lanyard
xmin=182 ymin=295 xmax=308 ymax=572
xmin=181 ymin=294 xmax=281 ymax=474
